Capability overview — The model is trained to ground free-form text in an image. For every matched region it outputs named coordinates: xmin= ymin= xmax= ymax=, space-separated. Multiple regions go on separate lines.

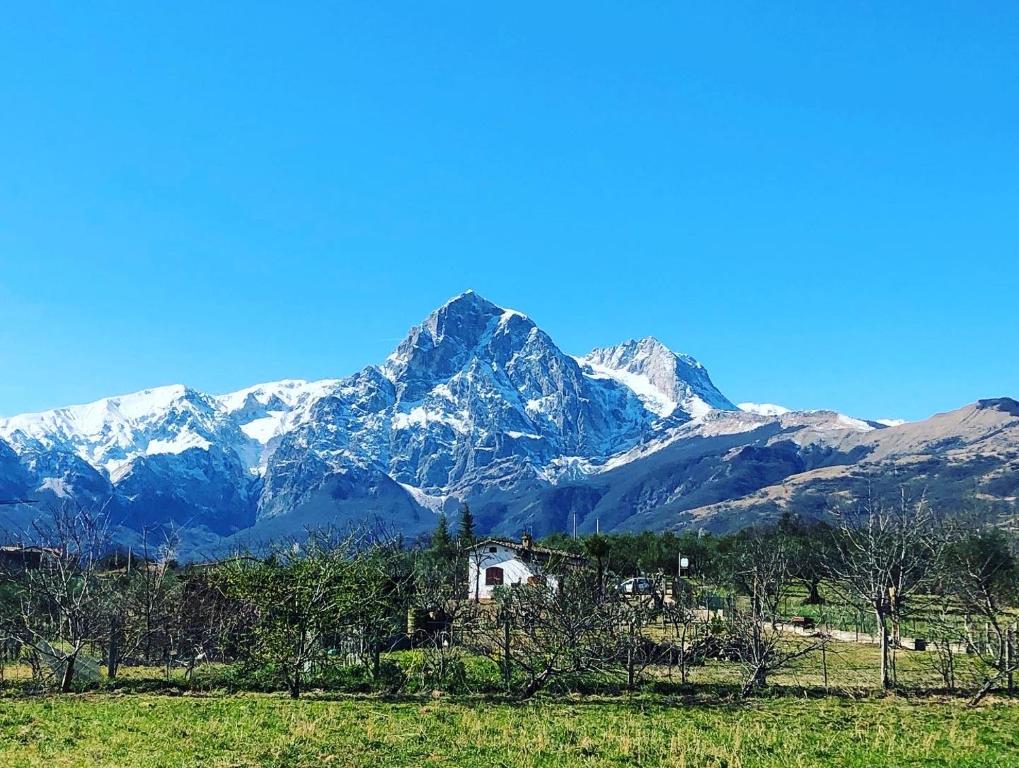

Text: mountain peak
xmin=630 ymin=335 xmax=669 ymax=350
xmin=613 ymin=336 xmax=688 ymax=362
xmin=383 ymin=291 xmax=538 ymax=390
xmin=434 ymin=289 xmax=510 ymax=318
xmin=976 ymin=397 xmax=1019 ymax=417
xmin=420 ymin=291 xmax=523 ymax=340
xmin=580 ymin=338 xmax=735 ymax=419
xmin=433 ymin=291 xmax=532 ymax=327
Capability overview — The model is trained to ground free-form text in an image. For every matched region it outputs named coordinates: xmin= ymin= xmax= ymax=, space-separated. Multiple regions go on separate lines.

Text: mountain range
xmin=2 ymin=291 xmax=1016 ymax=557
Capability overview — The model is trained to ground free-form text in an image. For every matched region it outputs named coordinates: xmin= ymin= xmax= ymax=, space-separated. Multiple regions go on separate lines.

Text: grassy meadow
xmin=0 ymin=638 xmax=1017 ymax=768
xmin=0 ymin=692 xmax=1017 ymax=768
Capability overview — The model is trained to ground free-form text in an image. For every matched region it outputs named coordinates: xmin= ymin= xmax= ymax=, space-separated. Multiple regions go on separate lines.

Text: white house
xmin=465 ymin=533 xmax=586 ymax=602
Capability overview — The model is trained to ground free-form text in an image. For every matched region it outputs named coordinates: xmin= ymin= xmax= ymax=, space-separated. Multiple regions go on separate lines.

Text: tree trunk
xmin=60 ymin=652 xmax=77 ymax=693
xmin=1005 ymin=627 xmax=1014 ymax=693
xmin=680 ymin=622 xmax=688 ymax=685
xmin=626 ymin=621 xmax=635 ymax=689
xmin=107 ymin=617 xmax=121 ymax=680
xmin=947 ymin=645 xmax=955 ymax=691
xmin=969 ymin=670 xmax=1004 ymax=707
xmin=876 ymin=609 xmax=891 ymax=690
xmin=518 ymin=667 xmax=553 ymax=700
xmin=741 ymin=665 xmax=766 ymax=697
xmin=803 ymin=579 xmax=824 ymax=605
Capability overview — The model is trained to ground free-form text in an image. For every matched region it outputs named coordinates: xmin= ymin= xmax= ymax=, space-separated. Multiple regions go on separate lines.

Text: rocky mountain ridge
xmin=1 ymin=292 xmax=1014 ymax=556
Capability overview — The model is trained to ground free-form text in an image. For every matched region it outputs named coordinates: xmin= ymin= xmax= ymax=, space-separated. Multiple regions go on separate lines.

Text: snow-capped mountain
xmin=258 ymin=291 xmax=656 ymax=523
xmin=0 ymin=379 xmax=344 ymax=541
xmin=0 ymin=291 xmax=1013 ymax=555
xmin=580 ymin=337 xmax=736 ymax=420
xmin=0 ymin=380 xmax=339 ymax=479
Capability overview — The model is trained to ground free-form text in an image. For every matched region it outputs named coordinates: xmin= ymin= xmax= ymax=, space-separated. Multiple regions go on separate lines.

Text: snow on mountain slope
xmin=5 ymin=290 xmax=872 ymax=550
xmin=738 ymin=403 xmax=884 ymax=432
xmin=215 ymin=378 xmax=342 ymax=473
xmin=216 ymin=379 xmax=341 ymax=413
xmin=0 ymin=378 xmax=342 ymax=479
xmin=0 ymin=385 xmax=224 ymax=476
xmin=262 ymin=291 xmax=660 ymax=516
xmin=0 ymin=295 xmax=739 ymax=504
xmin=381 ymin=290 xmax=654 ymax=459
xmin=739 ymin=402 xmax=792 ymax=417
xmin=579 ymin=337 xmax=736 ymax=420
xmin=591 ymin=406 xmax=890 ymax=477
xmin=0 ymin=292 xmax=1011 ymax=557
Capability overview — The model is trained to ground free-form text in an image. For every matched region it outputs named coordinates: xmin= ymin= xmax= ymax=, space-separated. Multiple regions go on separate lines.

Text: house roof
xmin=0 ymin=545 xmax=61 ymax=556
xmin=468 ymin=537 xmax=587 ymax=564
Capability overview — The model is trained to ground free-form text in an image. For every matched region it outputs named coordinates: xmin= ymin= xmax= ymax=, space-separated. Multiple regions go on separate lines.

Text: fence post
xmin=1007 ymin=625 xmax=1015 ymax=693
xmin=821 ymin=620 xmax=829 ymax=693
xmin=502 ymin=612 xmax=512 ymax=693
xmin=627 ymin=619 xmax=635 ymax=689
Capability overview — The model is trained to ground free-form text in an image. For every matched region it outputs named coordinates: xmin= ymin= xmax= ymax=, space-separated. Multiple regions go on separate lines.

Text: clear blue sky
xmin=1 ymin=3 xmax=1016 ymax=421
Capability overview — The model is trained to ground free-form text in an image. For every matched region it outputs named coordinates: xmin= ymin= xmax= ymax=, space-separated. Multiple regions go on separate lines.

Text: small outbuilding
xmin=465 ymin=533 xmax=586 ymax=602
xmin=0 ymin=545 xmax=59 ymax=572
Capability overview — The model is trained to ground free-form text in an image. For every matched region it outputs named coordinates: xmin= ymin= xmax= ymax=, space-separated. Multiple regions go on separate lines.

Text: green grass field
xmin=1 ymin=638 xmax=1016 ymax=767
xmin=0 ymin=693 xmax=1016 ymax=767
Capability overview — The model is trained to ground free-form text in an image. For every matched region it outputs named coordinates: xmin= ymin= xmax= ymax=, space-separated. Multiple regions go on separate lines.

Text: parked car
xmin=618 ymin=576 xmax=655 ymax=595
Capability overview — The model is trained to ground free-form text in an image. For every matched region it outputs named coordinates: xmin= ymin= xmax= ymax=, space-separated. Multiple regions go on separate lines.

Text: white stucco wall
xmin=467 ymin=543 xmax=546 ymax=601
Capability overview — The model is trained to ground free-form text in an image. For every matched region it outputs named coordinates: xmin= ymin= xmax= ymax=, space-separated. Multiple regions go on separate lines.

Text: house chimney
xmin=521 ymin=532 xmax=533 ymax=550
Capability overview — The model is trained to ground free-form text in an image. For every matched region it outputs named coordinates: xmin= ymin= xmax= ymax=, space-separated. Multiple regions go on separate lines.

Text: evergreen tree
xmin=457 ymin=503 xmax=475 ymax=545
xmin=584 ymin=534 xmax=610 ymax=595
xmin=430 ymin=512 xmax=455 ymax=565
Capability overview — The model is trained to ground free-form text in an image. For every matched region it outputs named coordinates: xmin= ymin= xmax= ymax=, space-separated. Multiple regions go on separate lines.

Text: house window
xmin=485 ymin=566 xmax=504 ymax=586
xmin=488 ymin=546 xmax=498 ymax=553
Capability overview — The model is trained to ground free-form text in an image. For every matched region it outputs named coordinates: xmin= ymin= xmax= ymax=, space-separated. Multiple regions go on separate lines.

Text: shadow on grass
xmin=3 ymin=672 xmax=1016 ymax=710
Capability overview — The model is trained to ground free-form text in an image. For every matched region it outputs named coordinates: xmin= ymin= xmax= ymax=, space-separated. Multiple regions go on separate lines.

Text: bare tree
xmin=344 ymin=538 xmax=414 ymax=683
xmin=726 ymin=532 xmax=821 ymax=696
xmin=827 ymin=492 xmax=944 ymax=690
xmin=662 ymin=579 xmax=700 ymax=685
xmin=616 ymin=588 xmax=668 ymax=690
xmin=216 ymin=534 xmax=358 ymax=698
xmin=940 ymin=525 xmax=1019 ymax=704
xmin=0 ymin=503 xmax=114 ymax=692
xmin=410 ymin=556 xmax=480 ymax=692
xmin=472 ymin=569 xmax=619 ymax=699
xmin=921 ymin=589 xmax=966 ymax=692
xmin=170 ymin=563 xmax=250 ymax=681
xmin=105 ymin=528 xmax=181 ymax=677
